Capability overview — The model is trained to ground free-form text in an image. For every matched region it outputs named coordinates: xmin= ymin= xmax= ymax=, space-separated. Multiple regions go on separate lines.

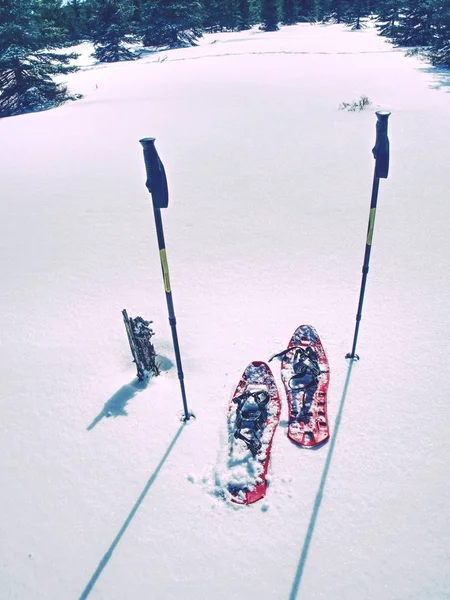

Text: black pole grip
xmin=139 ymin=137 xmax=169 ymax=208
xmin=372 ymin=111 xmax=391 ymax=179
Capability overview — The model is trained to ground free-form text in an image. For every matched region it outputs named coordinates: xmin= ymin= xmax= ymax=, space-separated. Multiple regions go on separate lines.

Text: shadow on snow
xmin=86 ymin=378 xmax=148 ymax=430
xmin=420 ymin=65 xmax=450 ymax=91
xmin=78 ymin=422 xmax=186 ymax=600
xmin=289 ymin=359 xmax=355 ymax=600
xmin=86 ymin=355 xmax=174 ymax=431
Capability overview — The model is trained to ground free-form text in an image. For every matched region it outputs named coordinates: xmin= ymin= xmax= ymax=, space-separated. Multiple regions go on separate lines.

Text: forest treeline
xmin=1 ymin=0 xmax=449 ymax=117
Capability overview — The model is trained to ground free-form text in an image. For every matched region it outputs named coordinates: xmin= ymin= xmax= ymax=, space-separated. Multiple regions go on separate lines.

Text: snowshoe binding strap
xmin=289 ymin=369 xmax=317 ymax=390
xmin=232 ymin=389 xmax=270 ymax=457
xmin=269 ymin=346 xmax=321 ymax=390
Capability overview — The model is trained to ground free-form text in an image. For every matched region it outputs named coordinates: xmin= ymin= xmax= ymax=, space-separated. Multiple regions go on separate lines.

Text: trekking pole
xmin=140 ymin=138 xmax=192 ymax=421
xmin=346 ymin=111 xmax=391 ymax=361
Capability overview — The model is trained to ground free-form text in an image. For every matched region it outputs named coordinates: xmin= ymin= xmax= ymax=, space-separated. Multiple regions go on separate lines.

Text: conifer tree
xmin=0 ymin=0 xmax=79 ymax=118
xmin=428 ymin=0 xmax=450 ymax=65
xmin=326 ymin=0 xmax=347 ymax=22
xmin=63 ymin=0 xmax=90 ymax=42
xmin=341 ymin=0 xmax=370 ymax=28
xmin=141 ymin=0 xmax=203 ymax=48
xmin=298 ymin=0 xmax=320 ymax=21
xmin=261 ymin=0 xmax=280 ymax=30
xmin=202 ymin=0 xmax=256 ymax=31
xmin=393 ymin=0 xmax=435 ymax=45
xmin=37 ymin=0 xmax=68 ymax=45
xmin=221 ymin=0 xmax=240 ymax=30
xmin=282 ymin=0 xmax=298 ymax=23
xmin=89 ymin=0 xmax=137 ymax=62
xmin=238 ymin=0 xmax=254 ymax=29
xmin=375 ymin=0 xmax=401 ymax=37
xmin=202 ymin=0 xmax=224 ymax=31
xmin=131 ymin=0 xmax=143 ymax=24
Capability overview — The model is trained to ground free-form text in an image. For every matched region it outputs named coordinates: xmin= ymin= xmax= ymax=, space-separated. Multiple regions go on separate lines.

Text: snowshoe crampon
xmin=273 ymin=325 xmax=330 ymax=448
xmin=226 ymin=361 xmax=281 ymax=505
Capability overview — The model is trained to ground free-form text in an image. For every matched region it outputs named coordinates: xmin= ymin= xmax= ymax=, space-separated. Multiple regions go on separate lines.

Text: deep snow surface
xmin=1 ymin=23 xmax=450 ymax=600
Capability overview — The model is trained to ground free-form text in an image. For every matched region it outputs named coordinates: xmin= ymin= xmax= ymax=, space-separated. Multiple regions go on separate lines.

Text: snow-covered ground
xmin=1 ymin=23 xmax=450 ymax=600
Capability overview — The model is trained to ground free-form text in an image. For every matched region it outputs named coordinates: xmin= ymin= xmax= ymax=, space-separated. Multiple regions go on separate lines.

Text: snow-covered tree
xmin=0 ymin=0 xmax=79 ymax=118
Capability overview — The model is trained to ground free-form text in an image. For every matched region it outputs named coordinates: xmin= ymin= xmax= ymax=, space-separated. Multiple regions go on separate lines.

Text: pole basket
xmin=122 ymin=309 xmax=160 ymax=381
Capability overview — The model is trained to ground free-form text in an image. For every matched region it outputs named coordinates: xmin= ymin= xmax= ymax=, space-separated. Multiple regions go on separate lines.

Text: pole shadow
xmin=79 ymin=422 xmax=186 ymax=600
xmin=288 ymin=359 xmax=355 ymax=600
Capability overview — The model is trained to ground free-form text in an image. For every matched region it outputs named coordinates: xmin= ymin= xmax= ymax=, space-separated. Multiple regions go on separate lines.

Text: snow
xmin=1 ymin=22 xmax=450 ymax=600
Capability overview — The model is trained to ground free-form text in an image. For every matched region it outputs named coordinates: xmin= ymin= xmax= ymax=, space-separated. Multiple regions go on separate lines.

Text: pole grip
xmin=139 ymin=137 xmax=169 ymax=208
xmin=372 ymin=111 xmax=390 ymax=179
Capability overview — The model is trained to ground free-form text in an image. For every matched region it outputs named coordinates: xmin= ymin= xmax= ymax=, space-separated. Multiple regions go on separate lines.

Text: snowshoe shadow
xmin=86 ymin=378 xmax=148 ymax=431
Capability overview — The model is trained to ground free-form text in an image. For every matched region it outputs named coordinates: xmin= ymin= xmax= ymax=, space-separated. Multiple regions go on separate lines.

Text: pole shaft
xmin=139 ymin=137 xmax=191 ymax=421
xmin=153 ymin=206 xmax=190 ymax=421
xmin=347 ymin=112 xmax=391 ymax=360
xmin=348 ymin=173 xmax=380 ymax=359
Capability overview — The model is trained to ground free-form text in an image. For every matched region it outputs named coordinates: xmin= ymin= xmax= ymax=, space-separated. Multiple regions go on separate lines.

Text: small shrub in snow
xmin=339 ymin=95 xmax=372 ymax=111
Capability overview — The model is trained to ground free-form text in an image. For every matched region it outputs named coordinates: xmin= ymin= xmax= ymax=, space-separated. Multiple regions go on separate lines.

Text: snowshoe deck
xmin=279 ymin=325 xmax=330 ymax=448
xmin=226 ymin=361 xmax=281 ymax=505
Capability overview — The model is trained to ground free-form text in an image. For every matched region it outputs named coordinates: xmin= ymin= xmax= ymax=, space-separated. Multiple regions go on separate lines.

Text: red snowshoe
xmin=271 ymin=325 xmax=330 ymax=448
xmin=226 ymin=361 xmax=281 ymax=505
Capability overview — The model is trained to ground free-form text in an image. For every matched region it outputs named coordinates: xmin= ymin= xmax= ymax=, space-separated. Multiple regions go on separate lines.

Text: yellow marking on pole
xmin=160 ymin=249 xmax=171 ymax=292
xmin=367 ymin=208 xmax=376 ymax=245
